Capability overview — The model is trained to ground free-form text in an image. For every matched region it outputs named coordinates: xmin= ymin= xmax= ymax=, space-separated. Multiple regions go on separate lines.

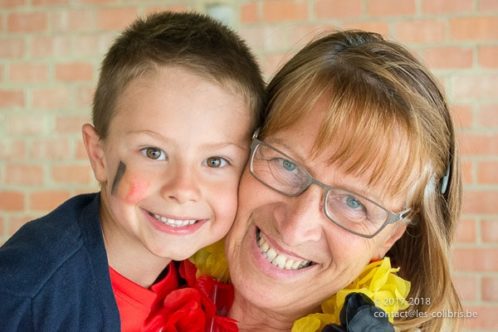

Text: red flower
xmin=142 ymin=261 xmax=237 ymax=332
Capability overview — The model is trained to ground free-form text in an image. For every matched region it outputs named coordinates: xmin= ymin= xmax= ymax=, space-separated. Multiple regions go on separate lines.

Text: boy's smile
xmin=83 ymin=65 xmax=252 ymax=286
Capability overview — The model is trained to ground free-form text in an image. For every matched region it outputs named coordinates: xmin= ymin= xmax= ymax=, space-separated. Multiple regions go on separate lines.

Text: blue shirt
xmin=0 ymin=193 xmax=120 ymax=331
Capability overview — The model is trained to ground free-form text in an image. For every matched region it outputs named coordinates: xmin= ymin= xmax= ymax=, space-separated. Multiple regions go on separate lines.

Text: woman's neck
xmin=229 ymin=291 xmax=296 ymax=332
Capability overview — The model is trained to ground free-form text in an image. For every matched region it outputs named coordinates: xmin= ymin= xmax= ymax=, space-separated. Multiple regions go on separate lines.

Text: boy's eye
xmin=206 ymin=156 xmax=228 ymax=168
xmin=141 ymin=147 xmax=167 ymax=161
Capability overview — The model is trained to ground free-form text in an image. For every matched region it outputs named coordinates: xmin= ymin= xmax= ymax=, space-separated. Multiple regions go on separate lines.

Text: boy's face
xmin=85 ymin=66 xmax=252 ymax=262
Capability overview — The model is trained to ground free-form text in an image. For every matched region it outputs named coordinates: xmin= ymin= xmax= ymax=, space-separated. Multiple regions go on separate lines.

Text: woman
xmin=224 ymin=30 xmax=462 ymax=331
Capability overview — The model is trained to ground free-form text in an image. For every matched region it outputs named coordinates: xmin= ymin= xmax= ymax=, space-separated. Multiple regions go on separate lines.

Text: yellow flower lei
xmin=190 ymin=240 xmax=411 ymax=331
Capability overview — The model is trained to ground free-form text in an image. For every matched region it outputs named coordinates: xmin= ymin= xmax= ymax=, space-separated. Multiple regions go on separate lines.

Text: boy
xmin=0 ymin=11 xmax=264 ymax=331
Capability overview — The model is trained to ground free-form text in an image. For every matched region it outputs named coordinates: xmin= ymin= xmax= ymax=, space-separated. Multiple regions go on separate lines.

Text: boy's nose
xmin=162 ymin=166 xmax=201 ymax=204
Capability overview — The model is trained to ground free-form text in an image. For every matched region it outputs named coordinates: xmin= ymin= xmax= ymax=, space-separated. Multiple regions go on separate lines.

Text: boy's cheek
xmin=111 ymin=163 xmax=150 ymax=204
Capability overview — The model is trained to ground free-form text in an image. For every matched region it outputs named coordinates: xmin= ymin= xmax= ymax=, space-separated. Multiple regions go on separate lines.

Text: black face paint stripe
xmin=111 ymin=161 xmax=126 ymax=195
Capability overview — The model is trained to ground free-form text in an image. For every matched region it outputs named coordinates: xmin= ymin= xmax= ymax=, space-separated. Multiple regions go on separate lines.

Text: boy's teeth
xmin=153 ymin=214 xmax=197 ymax=227
xmin=257 ymin=231 xmax=311 ymax=270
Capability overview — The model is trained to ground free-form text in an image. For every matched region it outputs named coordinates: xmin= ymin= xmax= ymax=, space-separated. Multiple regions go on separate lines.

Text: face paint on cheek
xmin=111 ymin=161 xmax=126 ymax=195
xmin=123 ymin=180 xmax=149 ymax=204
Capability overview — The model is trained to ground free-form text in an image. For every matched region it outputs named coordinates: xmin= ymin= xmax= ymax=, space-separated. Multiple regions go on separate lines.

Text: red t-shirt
xmin=109 ymin=263 xmax=178 ymax=332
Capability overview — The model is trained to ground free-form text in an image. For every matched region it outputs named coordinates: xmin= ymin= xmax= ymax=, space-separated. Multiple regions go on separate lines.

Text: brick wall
xmin=1 ymin=0 xmax=497 ymax=330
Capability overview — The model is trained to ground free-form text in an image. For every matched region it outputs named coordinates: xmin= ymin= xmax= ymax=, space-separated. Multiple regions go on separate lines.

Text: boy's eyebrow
xmin=126 ymin=130 xmax=249 ymax=151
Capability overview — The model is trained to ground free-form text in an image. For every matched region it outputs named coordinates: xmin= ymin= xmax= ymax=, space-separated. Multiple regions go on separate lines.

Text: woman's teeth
xmin=257 ymin=231 xmax=312 ymax=270
xmin=152 ymin=214 xmax=197 ymax=227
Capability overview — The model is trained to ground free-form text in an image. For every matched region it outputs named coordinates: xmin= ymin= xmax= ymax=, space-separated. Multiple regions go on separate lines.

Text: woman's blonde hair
xmin=262 ymin=30 xmax=462 ymax=331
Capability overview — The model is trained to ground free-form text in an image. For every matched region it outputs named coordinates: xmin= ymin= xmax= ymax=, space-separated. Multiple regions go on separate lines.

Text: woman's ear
xmin=376 ymin=223 xmax=407 ymax=259
xmin=82 ymin=124 xmax=107 ymax=183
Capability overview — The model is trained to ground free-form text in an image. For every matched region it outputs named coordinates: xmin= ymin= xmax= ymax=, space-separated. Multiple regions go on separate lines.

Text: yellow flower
xmin=189 ymin=239 xmax=230 ymax=282
xmin=292 ymin=257 xmax=411 ymax=332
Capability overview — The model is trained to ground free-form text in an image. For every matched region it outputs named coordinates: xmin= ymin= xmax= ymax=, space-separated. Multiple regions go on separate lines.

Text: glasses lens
xmin=251 ymin=143 xmax=309 ymax=196
xmin=324 ymin=188 xmax=388 ymax=236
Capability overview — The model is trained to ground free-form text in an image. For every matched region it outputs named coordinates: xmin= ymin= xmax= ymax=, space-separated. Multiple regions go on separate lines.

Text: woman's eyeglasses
xmin=248 ymin=137 xmax=411 ymax=238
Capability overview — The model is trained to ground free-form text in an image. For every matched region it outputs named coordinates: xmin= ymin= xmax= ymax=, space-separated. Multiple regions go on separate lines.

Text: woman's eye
xmin=206 ymin=156 xmax=228 ymax=168
xmin=141 ymin=147 xmax=166 ymax=161
xmin=345 ymin=195 xmax=363 ymax=210
xmin=282 ymin=159 xmax=296 ymax=171
xmin=274 ymin=158 xmax=297 ymax=172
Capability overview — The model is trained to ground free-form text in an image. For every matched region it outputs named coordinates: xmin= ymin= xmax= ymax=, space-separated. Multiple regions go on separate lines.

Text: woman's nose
xmin=161 ymin=163 xmax=201 ymax=204
xmin=274 ymin=185 xmax=324 ymax=246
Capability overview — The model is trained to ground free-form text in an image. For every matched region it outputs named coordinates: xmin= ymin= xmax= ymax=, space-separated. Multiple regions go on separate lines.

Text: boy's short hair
xmin=93 ymin=11 xmax=265 ymax=138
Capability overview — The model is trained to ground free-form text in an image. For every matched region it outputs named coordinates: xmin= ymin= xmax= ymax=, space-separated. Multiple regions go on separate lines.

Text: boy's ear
xmin=375 ymin=223 xmax=407 ymax=259
xmin=82 ymin=123 xmax=107 ymax=183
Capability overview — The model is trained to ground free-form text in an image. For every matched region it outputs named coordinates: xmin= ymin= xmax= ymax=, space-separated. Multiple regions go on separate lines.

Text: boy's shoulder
xmin=0 ymin=193 xmax=103 ymax=297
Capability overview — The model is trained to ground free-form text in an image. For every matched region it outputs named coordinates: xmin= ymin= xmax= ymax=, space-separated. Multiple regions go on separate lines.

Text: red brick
xmin=482 ymin=276 xmax=498 ymax=301
xmin=422 ymin=0 xmax=473 ymax=13
xmin=144 ymin=5 xmax=190 ymax=16
xmin=453 ymin=274 xmax=478 ymax=302
xmin=461 ymin=160 xmax=473 ymax=185
xmin=452 ymin=74 xmax=498 ymax=100
xmin=97 ymin=8 xmax=138 ymax=30
xmin=76 ymin=141 xmax=89 ymax=160
xmin=316 ymin=0 xmax=362 ymax=19
xmin=71 ymin=35 xmax=100 ymax=57
xmin=451 ymin=104 xmax=473 ymax=129
xmin=462 ymin=306 xmax=498 ymax=329
xmin=55 ymin=115 xmax=88 ymax=133
xmin=9 ymin=63 xmax=49 ymax=82
xmin=0 ymin=39 xmax=25 ymax=58
xmin=239 ymin=27 xmax=265 ymax=52
xmin=477 ymin=104 xmax=498 ymax=128
xmin=342 ymin=22 xmax=389 ymax=36
xmin=453 ymin=248 xmax=498 ymax=272
xmin=8 ymin=12 xmax=48 ymax=33
xmin=241 ymin=2 xmax=259 ymax=23
xmin=450 ymin=17 xmax=498 ymax=40
xmin=32 ymin=0 xmax=68 ymax=5
xmin=459 ymin=132 xmax=498 ymax=156
xmin=30 ymin=190 xmax=70 ymax=211
xmin=0 ymin=192 xmax=24 ymax=211
xmin=29 ymin=138 xmax=72 ymax=160
xmin=76 ymin=86 xmax=95 ymax=108
xmin=5 ymin=114 xmax=45 ymax=135
xmin=263 ymin=0 xmax=308 ymax=22
xmin=0 ymin=0 xmax=25 ymax=7
xmin=0 ymin=140 xmax=25 ymax=160
xmin=482 ymin=219 xmax=498 ymax=243
xmin=394 ymin=20 xmax=446 ymax=43
xmin=56 ymin=62 xmax=93 ymax=82
xmin=52 ymin=9 xmax=95 ymax=32
xmin=0 ymin=90 xmax=24 ymax=108
xmin=479 ymin=0 xmax=498 ymax=11
xmin=30 ymin=36 xmax=53 ymax=57
xmin=422 ymin=47 xmax=472 ymax=69
xmin=262 ymin=52 xmax=293 ymax=79
xmin=5 ymin=164 xmax=44 ymax=186
xmin=51 ymin=164 xmax=92 ymax=184
xmin=477 ymin=161 xmax=498 ymax=184
xmin=478 ymin=46 xmax=498 ymax=68
xmin=32 ymin=87 xmax=70 ymax=109
xmin=80 ymin=0 xmax=116 ymax=3
xmin=54 ymin=37 xmax=74 ymax=56
xmin=454 ymin=219 xmax=476 ymax=243
xmin=367 ymin=0 xmax=415 ymax=16
xmin=6 ymin=216 xmax=31 ymax=236
xmin=462 ymin=190 xmax=498 ymax=214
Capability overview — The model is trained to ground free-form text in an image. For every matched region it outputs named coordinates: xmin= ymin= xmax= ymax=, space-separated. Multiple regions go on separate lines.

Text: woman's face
xmin=226 ymin=101 xmax=407 ymax=317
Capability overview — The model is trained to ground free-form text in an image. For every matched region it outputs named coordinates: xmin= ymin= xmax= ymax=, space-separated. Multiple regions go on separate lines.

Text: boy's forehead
xmin=106 ymin=65 xmax=253 ymax=142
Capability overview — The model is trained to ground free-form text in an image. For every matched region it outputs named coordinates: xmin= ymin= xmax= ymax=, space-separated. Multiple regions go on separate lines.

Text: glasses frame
xmin=248 ymin=132 xmax=411 ymax=239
